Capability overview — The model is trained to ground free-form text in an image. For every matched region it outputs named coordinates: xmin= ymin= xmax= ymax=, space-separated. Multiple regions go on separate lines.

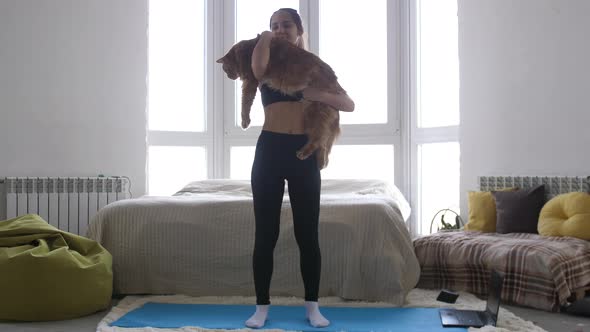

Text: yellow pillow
xmin=538 ymin=192 xmax=590 ymax=239
xmin=465 ymin=188 xmax=517 ymax=232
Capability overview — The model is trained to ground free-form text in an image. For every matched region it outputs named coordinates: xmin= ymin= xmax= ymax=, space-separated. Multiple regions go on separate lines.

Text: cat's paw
xmin=296 ymin=150 xmax=312 ymax=160
xmin=241 ymin=118 xmax=251 ymax=129
xmin=317 ymin=154 xmax=328 ymax=170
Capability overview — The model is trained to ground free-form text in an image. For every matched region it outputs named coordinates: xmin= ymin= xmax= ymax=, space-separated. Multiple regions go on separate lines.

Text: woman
xmin=245 ymin=8 xmax=355 ymax=329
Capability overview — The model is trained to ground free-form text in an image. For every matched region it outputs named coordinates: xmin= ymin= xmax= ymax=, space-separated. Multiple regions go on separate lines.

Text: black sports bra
xmin=260 ymin=84 xmax=303 ymax=107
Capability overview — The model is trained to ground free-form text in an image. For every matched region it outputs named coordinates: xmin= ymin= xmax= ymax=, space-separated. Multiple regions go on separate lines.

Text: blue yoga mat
xmin=110 ymin=303 xmax=466 ymax=332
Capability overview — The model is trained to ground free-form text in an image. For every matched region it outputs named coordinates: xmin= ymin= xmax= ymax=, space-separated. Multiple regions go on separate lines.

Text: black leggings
xmin=251 ymin=130 xmax=321 ymax=305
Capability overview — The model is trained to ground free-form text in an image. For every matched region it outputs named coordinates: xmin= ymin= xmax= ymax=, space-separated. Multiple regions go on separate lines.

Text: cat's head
xmin=216 ymin=36 xmax=260 ymax=81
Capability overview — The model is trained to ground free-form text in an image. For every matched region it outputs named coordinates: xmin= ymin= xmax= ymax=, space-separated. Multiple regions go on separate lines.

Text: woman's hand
xmin=302 ymin=87 xmax=355 ymax=112
xmin=260 ymin=31 xmax=273 ymax=41
xmin=301 ymin=87 xmax=325 ymax=101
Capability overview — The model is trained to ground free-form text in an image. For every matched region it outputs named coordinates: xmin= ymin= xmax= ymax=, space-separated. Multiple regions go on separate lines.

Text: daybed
xmin=414 ymin=175 xmax=590 ymax=311
xmin=87 ymin=179 xmax=420 ymax=304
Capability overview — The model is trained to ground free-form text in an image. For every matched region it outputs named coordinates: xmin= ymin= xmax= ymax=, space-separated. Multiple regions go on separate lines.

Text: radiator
xmin=3 ymin=177 xmax=131 ymax=236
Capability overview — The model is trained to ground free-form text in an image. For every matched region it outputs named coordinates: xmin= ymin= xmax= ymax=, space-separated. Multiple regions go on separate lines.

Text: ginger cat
xmin=217 ymin=35 xmax=345 ymax=170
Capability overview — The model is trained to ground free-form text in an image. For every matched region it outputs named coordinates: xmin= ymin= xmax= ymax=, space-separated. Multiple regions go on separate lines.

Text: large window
xmin=412 ymin=0 xmax=461 ymax=234
xmin=147 ymin=0 xmax=461 ymax=236
xmin=417 ymin=0 xmax=459 ymax=128
xmin=319 ymin=0 xmax=388 ymax=125
xmin=147 ymin=0 xmax=207 ymax=195
xmin=148 ymin=0 xmax=205 ymax=132
xmin=225 ymin=0 xmax=401 ymax=188
xmin=321 ymin=145 xmax=395 ymax=185
xmin=314 ymin=0 xmax=397 ymax=186
xmin=417 ymin=142 xmax=460 ymax=233
xmin=148 ymin=146 xmax=207 ymax=196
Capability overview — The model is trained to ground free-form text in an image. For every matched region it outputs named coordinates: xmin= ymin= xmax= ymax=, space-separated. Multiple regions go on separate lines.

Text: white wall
xmin=0 ymin=1 xmax=148 ymax=218
xmin=459 ymin=0 xmax=590 ymax=217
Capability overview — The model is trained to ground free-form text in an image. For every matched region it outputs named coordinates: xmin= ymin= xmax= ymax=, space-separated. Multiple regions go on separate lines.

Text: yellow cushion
xmin=465 ymin=188 xmax=517 ymax=232
xmin=538 ymin=192 xmax=590 ymax=239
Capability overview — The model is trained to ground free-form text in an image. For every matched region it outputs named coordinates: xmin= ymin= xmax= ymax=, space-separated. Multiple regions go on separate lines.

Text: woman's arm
xmin=251 ymin=31 xmax=273 ymax=80
xmin=302 ymin=87 xmax=355 ymax=112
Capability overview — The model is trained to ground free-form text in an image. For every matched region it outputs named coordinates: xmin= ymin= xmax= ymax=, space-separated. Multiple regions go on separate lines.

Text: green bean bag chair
xmin=0 ymin=214 xmax=112 ymax=321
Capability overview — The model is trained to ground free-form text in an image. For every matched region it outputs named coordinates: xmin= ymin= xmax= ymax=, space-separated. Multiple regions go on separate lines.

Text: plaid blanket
xmin=413 ymin=231 xmax=590 ymax=311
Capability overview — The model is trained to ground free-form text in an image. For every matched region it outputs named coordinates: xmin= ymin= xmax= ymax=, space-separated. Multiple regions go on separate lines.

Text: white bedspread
xmin=87 ymin=179 xmax=419 ymax=304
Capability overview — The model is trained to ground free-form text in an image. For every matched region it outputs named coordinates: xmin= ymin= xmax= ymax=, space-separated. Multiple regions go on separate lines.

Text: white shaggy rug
xmin=97 ymin=289 xmax=547 ymax=332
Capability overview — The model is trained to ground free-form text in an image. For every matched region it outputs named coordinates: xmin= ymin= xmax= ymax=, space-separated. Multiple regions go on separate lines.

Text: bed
xmin=414 ymin=175 xmax=590 ymax=311
xmin=87 ymin=179 xmax=420 ymax=304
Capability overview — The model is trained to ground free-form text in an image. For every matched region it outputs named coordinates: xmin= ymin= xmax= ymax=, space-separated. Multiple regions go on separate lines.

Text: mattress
xmin=87 ymin=179 xmax=419 ymax=304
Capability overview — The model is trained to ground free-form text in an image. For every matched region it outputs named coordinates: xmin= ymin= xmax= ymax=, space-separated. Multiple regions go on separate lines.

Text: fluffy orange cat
xmin=217 ymin=35 xmax=345 ymax=170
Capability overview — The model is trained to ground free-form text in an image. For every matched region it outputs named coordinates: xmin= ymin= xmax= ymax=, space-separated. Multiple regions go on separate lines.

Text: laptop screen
xmin=485 ymin=270 xmax=504 ymax=318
